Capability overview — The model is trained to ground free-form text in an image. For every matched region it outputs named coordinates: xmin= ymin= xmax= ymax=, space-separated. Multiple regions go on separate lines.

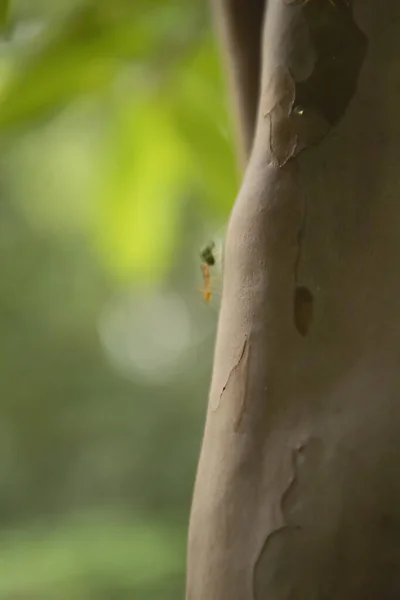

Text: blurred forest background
xmin=0 ymin=0 xmax=237 ymax=598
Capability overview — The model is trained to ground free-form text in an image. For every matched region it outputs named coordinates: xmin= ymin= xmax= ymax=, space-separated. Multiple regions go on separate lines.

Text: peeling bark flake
xmin=252 ymin=446 xmax=304 ymax=599
xmin=252 ymin=443 xmax=310 ymax=599
xmin=262 ymin=66 xmax=295 ymax=118
xmin=262 ymin=0 xmax=367 ymax=166
xmin=262 ymin=67 xmax=298 ymax=167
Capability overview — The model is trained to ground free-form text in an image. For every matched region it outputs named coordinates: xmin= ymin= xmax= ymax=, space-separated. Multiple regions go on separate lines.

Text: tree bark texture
xmin=187 ymin=1 xmax=400 ymax=598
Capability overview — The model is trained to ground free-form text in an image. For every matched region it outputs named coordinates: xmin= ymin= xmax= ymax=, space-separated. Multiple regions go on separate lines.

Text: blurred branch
xmin=210 ymin=0 xmax=265 ymax=168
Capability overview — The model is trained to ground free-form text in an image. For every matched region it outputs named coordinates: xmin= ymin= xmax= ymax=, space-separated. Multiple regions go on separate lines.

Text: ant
xmin=200 ymin=241 xmax=216 ymax=303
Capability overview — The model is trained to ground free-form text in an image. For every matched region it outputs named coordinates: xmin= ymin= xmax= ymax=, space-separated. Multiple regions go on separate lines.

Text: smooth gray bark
xmin=187 ymin=1 xmax=400 ymax=598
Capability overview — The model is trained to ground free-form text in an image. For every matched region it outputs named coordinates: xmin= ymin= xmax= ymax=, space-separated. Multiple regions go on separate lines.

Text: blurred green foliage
xmin=1 ymin=0 xmax=237 ymax=282
xmin=0 ymin=512 xmax=185 ymax=598
xmin=0 ymin=0 xmax=236 ymax=598
xmin=0 ymin=1 xmax=9 ymax=31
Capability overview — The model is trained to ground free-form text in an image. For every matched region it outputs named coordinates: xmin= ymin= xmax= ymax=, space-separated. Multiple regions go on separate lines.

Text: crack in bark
xmin=233 ymin=338 xmax=251 ymax=432
xmin=211 ymin=336 xmax=249 ymax=412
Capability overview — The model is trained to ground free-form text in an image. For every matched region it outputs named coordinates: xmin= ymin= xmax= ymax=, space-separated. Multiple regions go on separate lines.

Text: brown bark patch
xmin=294 ymin=285 xmax=314 ymax=336
xmin=293 ymin=0 xmax=368 ymax=127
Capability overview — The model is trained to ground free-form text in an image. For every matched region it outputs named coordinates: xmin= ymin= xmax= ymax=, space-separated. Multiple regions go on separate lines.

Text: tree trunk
xmin=186 ymin=1 xmax=400 ymax=598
